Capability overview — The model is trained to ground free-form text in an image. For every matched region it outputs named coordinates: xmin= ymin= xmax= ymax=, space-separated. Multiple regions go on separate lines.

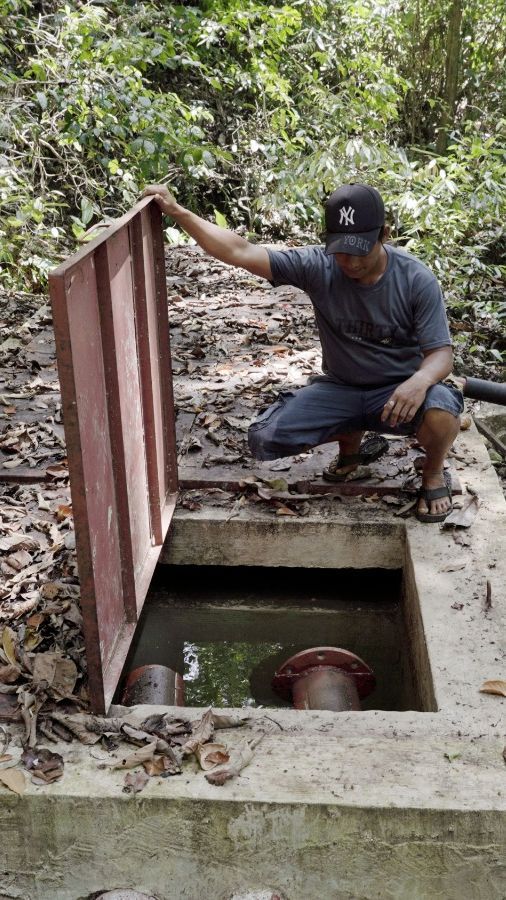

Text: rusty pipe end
xmin=121 ymin=664 xmax=185 ymax=707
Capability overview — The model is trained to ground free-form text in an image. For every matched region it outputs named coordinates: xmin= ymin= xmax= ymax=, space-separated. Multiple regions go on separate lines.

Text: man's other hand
xmin=141 ymin=185 xmax=179 ymax=217
xmin=381 ymin=375 xmax=429 ymax=427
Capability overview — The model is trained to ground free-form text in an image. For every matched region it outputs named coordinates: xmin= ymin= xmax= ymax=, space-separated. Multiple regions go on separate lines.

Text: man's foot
xmin=416 ymin=470 xmax=453 ymax=522
xmin=322 ymin=434 xmax=388 ymax=482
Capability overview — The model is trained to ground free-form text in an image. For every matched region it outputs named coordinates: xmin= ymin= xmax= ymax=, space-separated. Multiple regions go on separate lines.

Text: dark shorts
xmin=248 ymin=378 xmax=464 ymax=461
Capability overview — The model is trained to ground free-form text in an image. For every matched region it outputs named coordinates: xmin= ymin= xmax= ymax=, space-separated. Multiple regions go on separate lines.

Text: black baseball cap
xmin=324 ymin=184 xmax=385 ymax=256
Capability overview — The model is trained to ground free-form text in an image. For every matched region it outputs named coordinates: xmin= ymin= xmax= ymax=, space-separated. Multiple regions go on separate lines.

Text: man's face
xmin=334 ymin=240 xmax=385 ymax=284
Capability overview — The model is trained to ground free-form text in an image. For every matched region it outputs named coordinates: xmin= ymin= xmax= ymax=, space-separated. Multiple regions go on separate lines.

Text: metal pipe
xmin=121 ymin=664 xmax=185 ymax=706
xmin=291 ymin=667 xmax=361 ymax=711
xmin=271 ymin=647 xmax=375 ymax=712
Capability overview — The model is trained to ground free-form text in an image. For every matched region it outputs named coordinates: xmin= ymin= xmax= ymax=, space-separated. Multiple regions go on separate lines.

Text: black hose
xmin=462 ymin=377 xmax=506 ymax=405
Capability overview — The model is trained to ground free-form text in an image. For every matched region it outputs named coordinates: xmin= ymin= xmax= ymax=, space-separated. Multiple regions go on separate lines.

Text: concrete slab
xmin=2 ymin=708 xmax=505 ymax=900
xmin=1 ymin=422 xmax=505 ymax=899
xmin=473 ymin=402 xmax=506 ymax=459
xmin=178 ymin=437 xmax=464 ymax=498
xmin=474 ymin=402 xmax=506 ymax=431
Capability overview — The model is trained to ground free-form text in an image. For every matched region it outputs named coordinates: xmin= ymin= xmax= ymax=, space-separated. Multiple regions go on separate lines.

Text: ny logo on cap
xmin=339 ymin=205 xmax=355 ymax=226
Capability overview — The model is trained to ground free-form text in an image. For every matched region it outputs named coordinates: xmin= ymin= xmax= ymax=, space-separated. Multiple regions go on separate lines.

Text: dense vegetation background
xmin=1 ymin=0 xmax=505 ymax=373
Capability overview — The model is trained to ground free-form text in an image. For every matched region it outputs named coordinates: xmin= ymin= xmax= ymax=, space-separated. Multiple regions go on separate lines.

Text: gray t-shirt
xmin=267 ymin=244 xmax=451 ymax=387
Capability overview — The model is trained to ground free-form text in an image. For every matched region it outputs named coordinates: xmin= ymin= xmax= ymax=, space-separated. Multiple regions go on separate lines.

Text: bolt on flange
xmin=271 ymin=646 xmax=375 ymax=711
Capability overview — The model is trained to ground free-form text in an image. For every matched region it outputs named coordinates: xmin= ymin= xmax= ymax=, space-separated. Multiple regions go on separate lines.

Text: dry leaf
xmin=263 ymin=477 xmax=289 ymax=492
xmin=5 ymin=549 xmax=32 ymax=571
xmin=453 ymin=531 xmax=471 ymax=547
xmin=479 ymin=680 xmax=506 ymax=697
xmin=2 ymin=627 xmax=18 ymax=667
xmin=275 ymin=505 xmax=298 ymax=516
xmin=49 ymin=657 xmax=78 ymax=695
xmin=195 ymin=743 xmax=229 ymax=771
xmin=0 ymin=692 xmax=21 ymax=724
xmin=343 ymin=465 xmax=372 ymax=481
xmin=256 ymin=485 xmax=276 ymax=500
xmin=0 ymin=534 xmax=40 ymax=552
xmin=32 ymin=652 xmax=78 ymax=695
xmin=443 ymin=494 xmax=480 ymax=529
xmin=154 ymin=741 xmax=182 ymax=770
xmin=109 ymin=741 xmax=158 ymax=769
xmin=2 ymin=597 xmax=39 ymax=621
xmin=140 ymin=714 xmax=191 ymax=739
xmin=56 ymin=504 xmax=72 ymax=522
xmin=205 ymin=735 xmax=262 ymax=786
xmin=63 ymin=712 xmax=145 ymax=741
xmin=269 ymin=459 xmax=292 ymax=472
xmin=394 ymin=499 xmax=417 ymax=517
xmin=0 ymin=664 xmax=20 ymax=684
xmin=2 ymin=457 xmax=23 ymax=469
xmin=21 ymin=746 xmax=64 ymax=783
xmin=46 ymin=464 xmax=68 ymax=478
xmin=121 ymin=724 xmax=154 ymax=745
xmin=444 ymin=750 xmax=461 ymax=762
xmin=50 ymin=713 xmax=103 ymax=745
xmin=0 ymin=767 xmax=26 ymax=795
xmin=212 ymin=713 xmax=248 ymax=730
xmin=181 ymin=708 xmax=215 ymax=756
xmin=142 ymin=756 xmax=167 ymax=776
xmin=123 ymin=770 xmax=149 ymax=794
xmin=23 ymin=628 xmax=43 ymax=651
xmin=142 ymin=754 xmax=181 ymax=777
xmin=203 ymin=414 xmax=220 ymax=427
xmin=40 ymin=582 xmax=60 ymax=600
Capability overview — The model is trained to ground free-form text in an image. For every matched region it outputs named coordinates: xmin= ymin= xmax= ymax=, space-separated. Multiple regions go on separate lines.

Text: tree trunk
xmin=436 ymin=0 xmax=463 ymax=154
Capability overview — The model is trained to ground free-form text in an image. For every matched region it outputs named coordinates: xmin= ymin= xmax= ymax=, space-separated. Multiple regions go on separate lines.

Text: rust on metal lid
xmin=49 ymin=198 xmax=178 ymax=713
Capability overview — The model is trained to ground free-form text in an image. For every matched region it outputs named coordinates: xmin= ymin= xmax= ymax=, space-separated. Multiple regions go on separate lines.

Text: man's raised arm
xmin=142 ymin=185 xmax=272 ymax=281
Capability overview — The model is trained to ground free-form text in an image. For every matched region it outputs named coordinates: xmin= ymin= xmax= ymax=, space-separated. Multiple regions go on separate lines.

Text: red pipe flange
xmin=271 ymin=646 xmax=375 ymax=711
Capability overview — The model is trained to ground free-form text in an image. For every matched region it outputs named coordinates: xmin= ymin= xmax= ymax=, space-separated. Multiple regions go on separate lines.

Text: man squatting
xmin=143 ymin=182 xmax=463 ymax=523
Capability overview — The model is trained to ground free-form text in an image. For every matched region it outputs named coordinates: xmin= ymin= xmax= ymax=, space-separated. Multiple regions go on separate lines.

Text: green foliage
xmin=0 ymin=0 xmax=226 ymax=285
xmin=183 ymin=641 xmax=285 ymax=708
xmin=0 ymin=0 xmax=505 ymax=374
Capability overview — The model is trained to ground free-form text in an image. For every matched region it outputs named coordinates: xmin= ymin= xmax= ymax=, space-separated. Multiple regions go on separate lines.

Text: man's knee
xmin=248 ymin=403 xmax=292 ymax=460
xmin=247 ymin=421 xmax=278 ymax=460
xmin=422 ymin=383 xmax=464 ymax=420
xmin=417 ymin=407 xmax=460 ymax=441
xmin=248 ymin=392 xmax=315 ymax=460
xmin=248 ymin=423 xmax=294 ymax=460
xmin=423 ymin=406 xmax=457 ymax=424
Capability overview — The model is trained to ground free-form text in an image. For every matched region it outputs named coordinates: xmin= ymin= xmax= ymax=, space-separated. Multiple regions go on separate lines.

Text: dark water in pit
xmin=121 ymin=566 xmax=421 ymax=711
